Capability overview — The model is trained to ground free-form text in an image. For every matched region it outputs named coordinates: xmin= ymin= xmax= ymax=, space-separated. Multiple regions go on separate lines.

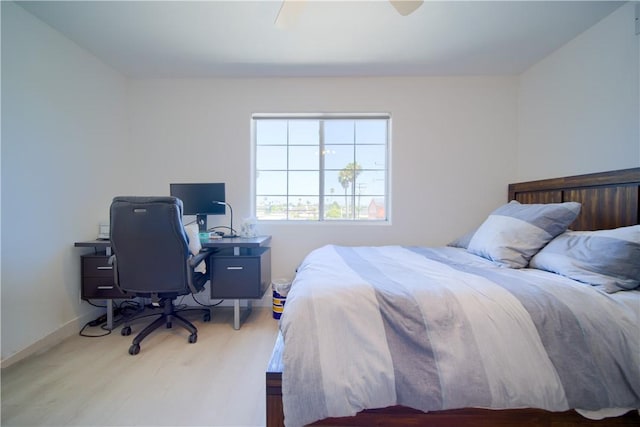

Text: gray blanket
xmin=280 ymin=245 xmax=640 ymax=427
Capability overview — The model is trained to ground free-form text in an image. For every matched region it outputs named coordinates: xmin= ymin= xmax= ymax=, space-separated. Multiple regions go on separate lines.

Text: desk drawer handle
xmin=226 ymin=266 xmax=244 ymax=270
xmin=97 ymin=266 xmax=113 ymax=270
xmin=97 ymin=286 xmax=114 ymax=290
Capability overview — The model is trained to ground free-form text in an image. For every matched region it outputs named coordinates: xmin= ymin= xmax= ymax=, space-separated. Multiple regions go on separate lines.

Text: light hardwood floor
xmin=2 ymin=306 xmax=279 ymax=427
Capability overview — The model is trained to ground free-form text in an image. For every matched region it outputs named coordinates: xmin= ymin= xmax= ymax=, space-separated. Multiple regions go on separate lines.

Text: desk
xmin=202 ymin=235 xmax=271 ymax=329
xmin=75 ymin=235 xmax=272 ymax=331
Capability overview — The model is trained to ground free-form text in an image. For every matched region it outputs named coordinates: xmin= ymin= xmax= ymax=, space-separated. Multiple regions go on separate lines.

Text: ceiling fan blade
xmin=389 ymin=0 xmax=424 ymax=16
xmin=275 ymin=0 xmax=307 ymax=30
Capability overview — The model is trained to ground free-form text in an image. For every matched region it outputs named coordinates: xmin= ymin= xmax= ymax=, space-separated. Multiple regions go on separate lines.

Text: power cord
xmin=79 ymin=320 xmax=112 ymax=338
xmin=88 ymin=314 xmax=108 ymax=327
xmin=191 ymin=293 xmax=224 ymax=307
xmin=79 ymin=300 xmax=141 ymax=338
xmin=79 ymin=294 xmax=223 ymax=338
xmin=209 ymin=225 xmax=238 ymax=237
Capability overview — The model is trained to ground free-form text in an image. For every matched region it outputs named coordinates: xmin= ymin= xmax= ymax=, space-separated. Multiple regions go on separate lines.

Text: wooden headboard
xmin=508 ymin=168 xmax=640 ymax=231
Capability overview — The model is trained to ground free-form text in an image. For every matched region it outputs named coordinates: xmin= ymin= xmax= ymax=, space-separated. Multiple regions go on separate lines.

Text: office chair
xmin=109 ymin=196 xmax=211 ymax=355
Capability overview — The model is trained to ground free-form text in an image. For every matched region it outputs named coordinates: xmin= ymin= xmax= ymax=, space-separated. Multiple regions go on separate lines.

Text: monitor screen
xmin=170 ymin=183 xmax=226 ymax=216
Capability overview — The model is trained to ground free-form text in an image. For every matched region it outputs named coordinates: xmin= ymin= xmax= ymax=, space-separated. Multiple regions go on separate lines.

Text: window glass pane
xmin=289 ymin=196 xmax=319 ymax=220
xmin=288 ymin=171 xmax=319 ymax=195
xmin=355 ymin=145 xmax=386 ymax=170
xmin=256 ymin=120 xmax=287 ymax=145
xmin=355 ymin=170 xmax=386 ymax=195
xmin=355 ymin=120 xmax=387 ymax=144
xmin=355 ymin=195 xmax=384 ymax=219
xmin=323 ymin=196 xmax=347 ymax=220
xmin=289 ymin=146 xmax=320 ymax=170
xmin=257 ymin=146 xmax=287 ymax=170
xmin=324 ymin=120 xmax=354 ymax=145
xmin=289 ymin=120 xmax=319 ymax=145
xmin=323 ymin=171 xmax=344 ymax=198
xmin=362 ymin=197 xmax=386 ymax=220
xmin=256 ymin=171 xmax=287 ymax=195
xmin=323 ymin=144 xmax=354 ymax=170
xmin=324 ymin=170 xmax=353 ymax=196
xmin=353 ymin=198 xmax=368 ymax=219
xmin=323 ymin=168 xmax=367 ymax=195
xmin=256 ymin=195 xmax=287 ymax=220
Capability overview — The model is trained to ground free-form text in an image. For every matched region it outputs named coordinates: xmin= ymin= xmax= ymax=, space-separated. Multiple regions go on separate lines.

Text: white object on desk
xmin=241 ymin=217 xmax=258 ymax=238
xmin=98 ymin=222 xmax=110 ymax=240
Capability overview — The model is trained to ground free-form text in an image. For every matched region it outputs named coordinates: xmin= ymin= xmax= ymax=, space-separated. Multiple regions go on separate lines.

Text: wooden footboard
xmin=266 ymin=333 xmax=285 ymax=427
xmin=266 ymin=332 xmax=639 ymax=427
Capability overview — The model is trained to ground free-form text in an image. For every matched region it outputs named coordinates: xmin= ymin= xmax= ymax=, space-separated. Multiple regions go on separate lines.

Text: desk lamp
xmin=213 ymin=201 xmax=236 ymax=238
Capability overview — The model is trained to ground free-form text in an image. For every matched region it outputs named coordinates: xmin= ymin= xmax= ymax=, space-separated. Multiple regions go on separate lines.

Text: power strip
xmin=88 ymin=307 xmax=121 ymax=327
xmin=88 ymin=314 xmax=107 ymax=327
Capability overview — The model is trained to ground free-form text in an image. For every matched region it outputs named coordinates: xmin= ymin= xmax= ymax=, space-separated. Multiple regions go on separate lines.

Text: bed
xmin=266 ymin=167 xmax=640 ymax=427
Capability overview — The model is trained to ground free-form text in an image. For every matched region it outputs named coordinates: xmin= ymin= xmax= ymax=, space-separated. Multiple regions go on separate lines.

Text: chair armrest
xmin=186 ymin=251 xmax=210 ymax=294
xmin=189 ymin=251 xmax=210 ymax=269
xmin=108 ymin=255 xmax=122 ymax=291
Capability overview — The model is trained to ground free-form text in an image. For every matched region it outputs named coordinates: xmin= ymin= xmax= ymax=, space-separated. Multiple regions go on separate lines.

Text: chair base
xmin=121 ymin=298 xmax=208 ymax=355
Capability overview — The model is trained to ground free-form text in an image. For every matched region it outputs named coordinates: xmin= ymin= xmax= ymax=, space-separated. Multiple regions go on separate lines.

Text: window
xmin=253 ymin=114 xmax=389 ymax=222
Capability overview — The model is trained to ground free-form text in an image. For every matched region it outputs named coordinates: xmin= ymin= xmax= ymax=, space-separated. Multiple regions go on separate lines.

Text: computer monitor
xmin=170 ymin=183 xmax=226 ymax=232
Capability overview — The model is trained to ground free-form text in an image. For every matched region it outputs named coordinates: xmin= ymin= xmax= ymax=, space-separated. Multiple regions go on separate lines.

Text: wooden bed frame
xmin=266 ymin=167 xmax=640 ymax=427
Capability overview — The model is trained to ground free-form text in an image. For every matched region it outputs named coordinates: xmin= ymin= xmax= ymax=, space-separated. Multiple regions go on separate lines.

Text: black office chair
xmin=109 ymin=196 xmax=210 ymax=355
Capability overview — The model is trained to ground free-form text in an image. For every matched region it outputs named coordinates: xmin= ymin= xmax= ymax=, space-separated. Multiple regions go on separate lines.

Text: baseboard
xmin=1 ymin=307 xmax=103 ymax=369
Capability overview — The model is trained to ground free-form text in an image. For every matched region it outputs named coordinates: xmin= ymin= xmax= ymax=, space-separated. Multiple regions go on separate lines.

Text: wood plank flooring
xmin=2 ymin=306 xmax=279 ymax=426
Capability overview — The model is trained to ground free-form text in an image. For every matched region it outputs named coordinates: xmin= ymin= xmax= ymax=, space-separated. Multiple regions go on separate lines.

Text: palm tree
xmin=338 ymin=162 xmax=362 ymax=218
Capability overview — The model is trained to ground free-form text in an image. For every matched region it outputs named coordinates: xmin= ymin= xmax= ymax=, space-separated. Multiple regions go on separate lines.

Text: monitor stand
xmin=196 ymin=214 xmax=207 ymax=233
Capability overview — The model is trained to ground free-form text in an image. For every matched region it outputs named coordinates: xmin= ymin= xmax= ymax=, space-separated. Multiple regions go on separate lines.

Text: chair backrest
xmin=110 ymin=196 xmax=191 ymax=296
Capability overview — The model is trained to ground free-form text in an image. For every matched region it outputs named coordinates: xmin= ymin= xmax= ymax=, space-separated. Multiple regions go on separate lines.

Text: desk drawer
xmin=210 ymin=247 xmax=270 ymax=299
xmin=82 ymin=256 xmax=114 ymax=278
xmin=211 ymin=258 xmax=258 ymax=298
xmin=81 ymin=253 xmax=128 ymax=300
xmin=82 ymin=277 xmax=128 ymax=299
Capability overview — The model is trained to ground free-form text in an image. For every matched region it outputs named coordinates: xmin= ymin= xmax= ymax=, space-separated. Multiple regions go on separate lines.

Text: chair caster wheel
xmin=167 ymin=322 xmax=172 ymax=329
xmin=188 ymin=333 xmax=197 ymax=344
xmin=129 ymin=344 xmax=140 ymax=355
xmin=203 ymin=313 xmax=211 ymax=322
xmin=121 ymin=326 xmax=132 ymax=336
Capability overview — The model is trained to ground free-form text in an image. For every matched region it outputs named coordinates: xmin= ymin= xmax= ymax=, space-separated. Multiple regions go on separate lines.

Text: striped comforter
xmin=279 ymin=245 xmax=640 ymax=427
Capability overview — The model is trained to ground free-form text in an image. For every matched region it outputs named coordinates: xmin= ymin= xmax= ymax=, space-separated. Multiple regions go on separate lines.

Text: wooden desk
xmin=74 ymin=239 xmax=111 ymax=254
xmin=201 ymin=235 xmax=271 ymax=250
xmin=75 ymin=235 xmax=272 ymax=331
xmin=202 ymin=235 xmax=272 ymax=329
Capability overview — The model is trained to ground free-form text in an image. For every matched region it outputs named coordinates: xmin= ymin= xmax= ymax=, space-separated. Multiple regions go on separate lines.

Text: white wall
xmin=127 ymin=77 xmax=518 ymax=280
xmin=1 ymin=2 xmax=130 ymax=364
xmin=517 ymin=2 xmax=640 ymax=181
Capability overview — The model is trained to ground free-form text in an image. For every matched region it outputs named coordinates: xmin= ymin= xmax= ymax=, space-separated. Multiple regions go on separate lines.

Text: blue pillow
xmin=467 ymin=201 xmax=581 ymax=268
xmin=529 ymin=225 xmax=640 ymax=293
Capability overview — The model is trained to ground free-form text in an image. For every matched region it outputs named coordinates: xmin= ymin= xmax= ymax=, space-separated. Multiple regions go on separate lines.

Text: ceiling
xmin=18 ymin=1 xmax=624 ymax=78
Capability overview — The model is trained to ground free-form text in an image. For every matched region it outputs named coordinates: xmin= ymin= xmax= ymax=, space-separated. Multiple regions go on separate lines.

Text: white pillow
xmin=184 ymin=222 xmax=206 ymax=274
xmin=530 ymin=225 xmax=640 ymax=293
xmin=467 ymin=200 xmax=581 ymax=268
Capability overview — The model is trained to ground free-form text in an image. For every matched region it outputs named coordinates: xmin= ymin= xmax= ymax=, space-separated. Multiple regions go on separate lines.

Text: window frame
xmin=251 ymin=113 xmax=391 ymax=223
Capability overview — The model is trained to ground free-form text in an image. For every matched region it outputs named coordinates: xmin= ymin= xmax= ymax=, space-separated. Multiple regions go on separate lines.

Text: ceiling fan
xmin=275 ymin=0 xmax=424 ymax=29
